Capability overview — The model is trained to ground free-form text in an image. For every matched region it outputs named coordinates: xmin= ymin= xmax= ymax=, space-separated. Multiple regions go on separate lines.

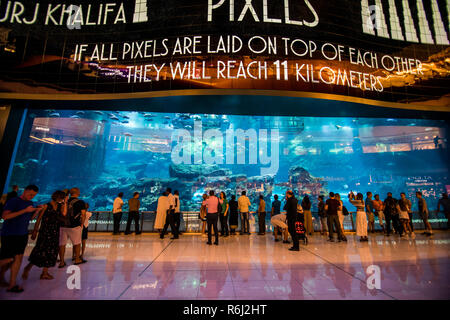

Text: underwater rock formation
xmin=169 ymin=164 xmax=232 ymax=180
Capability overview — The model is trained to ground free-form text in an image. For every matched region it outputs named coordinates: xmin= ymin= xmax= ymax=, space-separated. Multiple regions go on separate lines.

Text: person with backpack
xmin=301 ymin=195 xmax=313 ymax=236
xmin=58 ymin=187 xmax=87 ymax=268
xmin=202 ymin=190 xmax=223 ymax=245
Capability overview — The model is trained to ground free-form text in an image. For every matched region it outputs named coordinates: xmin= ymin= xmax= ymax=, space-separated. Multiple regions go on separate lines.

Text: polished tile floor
xmin=0 ymin=231 xmax=449 ymax=300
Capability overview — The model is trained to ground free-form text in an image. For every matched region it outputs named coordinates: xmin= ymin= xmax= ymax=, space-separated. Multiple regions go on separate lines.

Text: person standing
xmin=202 ymin=190 xmax=222 ymax=245
xmin=155 ymin=191 xmax=169 ymax=232
xmin=349 ymin=192 xmax=368 ymax=242
xmin=325 ymin=192 xmax=347 ymax=242
xmin=81 ymin=203 xmax=92 ymax=260
xmin=219 ymin=192 xmax=229 ymax=237
xmin=317 ymin=195 xmax=328 ymax=236
xmin=22 ymin=190 xmax=66 ymax=280
xmin=437 ymin=193 xmax=450 ymax=230
xmin=383 ymin=192 xmax=398 ymax=236
xmin=365 ymin=192 xmax=375 ymax=233
xmin=373 ymin=194 xmax=385 ymax=233
xmin=174 ymin=190 xmax=182 ymax=235
xmin=416 ymin=191 xmax=433 ymax=236
xmin=125 ymin=192 xmax=141 ymax=235
xmin=199 ymin=194 xmax=208 ymax=236
xmin=284 ymin=190 xmax=299 ymax=251
xmin=160 ymin=188 xmax=178 ymax=240
xmin=238 ymin=191 xmax=251 ymax=235
xmin=397 ymin=194 xmax=415 ymax=238
xmin=6 ymin=185 xmax=19 ymax=202
xmin=58 ymin=187 xmax=86 ymax=268
xmin=257 ymin=195 xmax=266 ymax=235
xmin=0 ymin=185 xmax=40 ymax=293
xmin=228 ymin=195 xmax=238 ymax=235
xmin=271 ymin=195 xmax=282 ymax=237
xmin=112 ymin=192 xmax=124 ymax=235
xmin=335 ymin=193 xmax=345 ymax=232
xmin=301 ymin=195 xmax=313 ymax=236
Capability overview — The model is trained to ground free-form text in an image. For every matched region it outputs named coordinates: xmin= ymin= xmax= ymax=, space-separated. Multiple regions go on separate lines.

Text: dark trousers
xmin=219 ymin=213 xmax=229 ymax=236
xmin=113 ymin=212 xmax=122 ymax=234
xmin=240 ymin=212 xmax=250 ymax=234
xmin=287 ymin=218 xmax=299 ymax=249
xmin=161 ymin=210 xmax=178 ymax=238
xmin=386 ymin=213 xmax=402 ymax=234
xmin=207 ymin=213 xmax=219 ymax=244
xmin=385 ymin=213 xmax=393 ymax=234
xmin=258 ymin=212 xmax=266 ymax=234
xmin=174 ymin=212 xmax=181 ymax=234
xmin=393 ymin=214 xmax=403 ymax=234
xmin=327 ymin=214 xmax=345 ymax=240
xmin=408 ymin=212 xmax=414 ymax=231
xmin=125 ymin=211 xmax=140 ymax=234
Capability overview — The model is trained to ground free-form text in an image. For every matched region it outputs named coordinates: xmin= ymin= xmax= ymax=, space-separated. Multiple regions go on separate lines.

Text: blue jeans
xmin=240 ymin=212 xmax=250 ymax=234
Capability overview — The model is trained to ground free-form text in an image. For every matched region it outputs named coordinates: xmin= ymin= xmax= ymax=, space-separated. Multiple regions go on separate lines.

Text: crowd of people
xmin=0 ymin=183 xmax=449 ymax=294
xmin=0 ymin=186 xmax=93 ymax=293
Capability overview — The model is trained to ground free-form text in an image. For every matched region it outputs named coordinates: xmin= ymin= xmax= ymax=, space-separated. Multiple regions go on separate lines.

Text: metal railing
xmin=1 ymin=210 xmax=448 ymax=234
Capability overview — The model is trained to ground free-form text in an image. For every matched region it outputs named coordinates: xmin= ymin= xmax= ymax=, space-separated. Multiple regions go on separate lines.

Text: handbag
xmin=342 ymin=206 xmax=349 ymax=216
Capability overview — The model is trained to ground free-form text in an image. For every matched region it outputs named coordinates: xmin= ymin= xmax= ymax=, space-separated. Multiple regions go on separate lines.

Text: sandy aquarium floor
xmin=0 ymin=231 xmax=449 ymax=300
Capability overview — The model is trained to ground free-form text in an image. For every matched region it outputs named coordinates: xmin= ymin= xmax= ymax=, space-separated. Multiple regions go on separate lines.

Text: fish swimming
xmin=49 ymin=113 xmax=60 ymax=117
xmin=123 ymin=132 xmax=133 ymax=137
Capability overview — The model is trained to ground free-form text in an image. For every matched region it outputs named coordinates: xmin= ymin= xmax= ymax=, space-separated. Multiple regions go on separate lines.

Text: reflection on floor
xmin=0 ymin=232 xmax=449 ymax=300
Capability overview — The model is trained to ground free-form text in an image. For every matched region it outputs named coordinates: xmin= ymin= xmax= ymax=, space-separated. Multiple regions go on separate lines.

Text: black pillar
xmin=0 ymin=104 xmax=27 ymax=193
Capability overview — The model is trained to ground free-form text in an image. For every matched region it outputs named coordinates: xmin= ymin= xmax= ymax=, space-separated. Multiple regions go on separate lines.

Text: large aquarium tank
xmin=6 ymin=108 xmax=450 ymax=218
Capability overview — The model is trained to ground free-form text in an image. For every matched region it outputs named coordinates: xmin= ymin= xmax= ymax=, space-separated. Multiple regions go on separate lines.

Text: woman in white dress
xmin=349 ymin=192 xmax=368 ymax=242
xmin=154 ymin=191 xmax=169 ymax=231
xmin=335 ymin=193 xmax=345 ymax=232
